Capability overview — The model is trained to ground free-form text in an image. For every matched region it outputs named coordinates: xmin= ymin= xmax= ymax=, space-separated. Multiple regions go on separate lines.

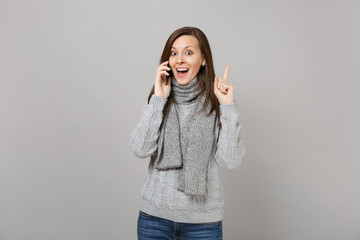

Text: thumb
xmin=214 ymin=76 xmax=220 ymax=93
xmin=214 ymin=76 xmax=219 ymax=91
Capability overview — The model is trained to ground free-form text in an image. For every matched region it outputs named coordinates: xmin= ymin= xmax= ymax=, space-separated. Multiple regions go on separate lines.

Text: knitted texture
xmin=153 ymin=77 xmax=216 ymax=196
xmin=130 ymin=90 xmax=246 ymax=223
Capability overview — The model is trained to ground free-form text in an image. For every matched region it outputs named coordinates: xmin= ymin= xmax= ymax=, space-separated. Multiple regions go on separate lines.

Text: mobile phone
xmin=163 ymin=64 xmax=173 ymax=84
xmin=167 ymin=63 xmax=173 ymax=78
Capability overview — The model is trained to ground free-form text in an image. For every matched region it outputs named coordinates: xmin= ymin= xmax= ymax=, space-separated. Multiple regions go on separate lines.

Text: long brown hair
xmin=148 ymin=26 xmax=220 ymax=124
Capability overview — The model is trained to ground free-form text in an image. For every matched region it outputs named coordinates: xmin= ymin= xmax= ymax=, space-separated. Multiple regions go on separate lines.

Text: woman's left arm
xmin=213 ymin=64 xmax=246 ymax=169
xmin=214 ymin=103 xmax=246 ymax=169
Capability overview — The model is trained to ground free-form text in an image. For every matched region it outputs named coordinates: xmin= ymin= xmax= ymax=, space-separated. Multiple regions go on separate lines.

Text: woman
xmin=130 ymin=26 xmax=246 ymax=240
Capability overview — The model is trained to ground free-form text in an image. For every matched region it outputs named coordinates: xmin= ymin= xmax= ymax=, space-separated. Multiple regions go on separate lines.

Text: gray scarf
xmin=153 ymin=76 xmax=216 ymax=196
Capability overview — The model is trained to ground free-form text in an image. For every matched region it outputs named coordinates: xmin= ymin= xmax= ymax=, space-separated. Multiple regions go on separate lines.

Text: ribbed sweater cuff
xmin=220 ymin=103 xmax=237 ymax=120
xmin=149 ymin=94 xmax=168 ymax=109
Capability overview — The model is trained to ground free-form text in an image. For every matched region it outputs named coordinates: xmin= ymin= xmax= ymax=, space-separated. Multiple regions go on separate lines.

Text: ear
xmin=202 ymin=59 xmax=206 ymax=67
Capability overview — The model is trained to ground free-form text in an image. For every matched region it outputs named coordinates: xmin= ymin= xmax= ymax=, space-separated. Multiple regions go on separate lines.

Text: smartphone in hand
xmin=167 ymin=63 xmax=173 ymax=78
xmin=163 ymin=63 xmax=173 ymax=84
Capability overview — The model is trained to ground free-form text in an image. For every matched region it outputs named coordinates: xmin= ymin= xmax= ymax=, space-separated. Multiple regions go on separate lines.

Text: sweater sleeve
xmin=214 ymin=103 xmax=246 ymax=169
xmin=130 ymin=95 xmax=167 ymax=158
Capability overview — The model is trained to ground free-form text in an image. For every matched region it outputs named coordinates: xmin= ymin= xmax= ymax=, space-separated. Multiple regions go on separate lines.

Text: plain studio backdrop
xmin=0 ymin=0 xmax=359 ymax=239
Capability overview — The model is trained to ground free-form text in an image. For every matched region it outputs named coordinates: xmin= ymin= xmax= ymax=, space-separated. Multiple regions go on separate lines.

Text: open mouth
xmin=176 ymin=68 xmax=189 ymax=73
xmin=176 ymin=68 xmax=189 ymax=77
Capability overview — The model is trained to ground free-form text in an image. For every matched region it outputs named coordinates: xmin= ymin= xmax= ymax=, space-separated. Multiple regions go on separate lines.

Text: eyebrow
xmin=171 ymin=45 xmax=195 ymax=49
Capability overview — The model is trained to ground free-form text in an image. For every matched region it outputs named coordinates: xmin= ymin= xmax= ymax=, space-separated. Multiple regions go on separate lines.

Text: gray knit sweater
xmin=130 ymin=94 xmax=246 ymax=223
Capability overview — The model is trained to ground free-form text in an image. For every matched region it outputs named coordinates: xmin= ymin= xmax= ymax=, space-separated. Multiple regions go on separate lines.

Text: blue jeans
xmin=137 ymin=211 xmax=222 ymax=240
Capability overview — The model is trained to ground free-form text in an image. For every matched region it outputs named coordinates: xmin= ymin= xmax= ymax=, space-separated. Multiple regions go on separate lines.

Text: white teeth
xmin=177 ymin=68 xmax=189 ymax=72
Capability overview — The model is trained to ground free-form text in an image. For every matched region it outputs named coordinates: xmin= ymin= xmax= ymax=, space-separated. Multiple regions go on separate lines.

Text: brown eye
xmin=185 ymin=51 xmax=193 ymax=55
xmin=170 ymin=51 xmax=176 ymax=56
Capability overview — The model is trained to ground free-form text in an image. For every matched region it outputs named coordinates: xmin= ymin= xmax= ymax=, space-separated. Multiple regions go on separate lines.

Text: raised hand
xmin=154 ymin=61 xmax=171 ymax=98
xmin=214 ymin=64 xmax=235 ymax=104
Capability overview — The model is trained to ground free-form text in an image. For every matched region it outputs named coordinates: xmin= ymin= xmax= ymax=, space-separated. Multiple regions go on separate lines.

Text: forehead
xmin=172 ymin=35 xmax=199 ymax=49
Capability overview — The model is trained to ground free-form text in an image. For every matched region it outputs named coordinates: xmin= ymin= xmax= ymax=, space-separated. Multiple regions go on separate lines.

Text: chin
xmin=174 ymin=76 xmax=195 ymax=85
xmin=176 ymin=79 xmax=190 ymax=85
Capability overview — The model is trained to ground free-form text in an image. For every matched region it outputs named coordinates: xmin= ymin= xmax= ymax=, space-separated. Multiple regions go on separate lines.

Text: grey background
xmin=0 ymin=0 xmax=359 ymax=239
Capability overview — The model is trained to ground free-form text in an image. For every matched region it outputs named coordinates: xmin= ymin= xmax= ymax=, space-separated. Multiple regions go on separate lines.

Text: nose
xmin=176 ymin=54 xmax=184 ymax=64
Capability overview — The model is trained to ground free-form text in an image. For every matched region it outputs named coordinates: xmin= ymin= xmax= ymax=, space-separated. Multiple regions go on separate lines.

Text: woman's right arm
xmin=129 ymin=95 xmax=167 ymax=158
xmin=130 ymin=61 xmax=171 ymax=158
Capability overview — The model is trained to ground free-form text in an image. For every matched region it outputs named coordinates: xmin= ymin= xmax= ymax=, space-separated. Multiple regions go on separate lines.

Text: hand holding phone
xmin=154 ymin=61 xmax=172 ymax=98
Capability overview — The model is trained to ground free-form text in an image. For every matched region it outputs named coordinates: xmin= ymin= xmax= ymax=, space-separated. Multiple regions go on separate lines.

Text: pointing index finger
xmin=223 ymin=64 xmax=230 ymax=81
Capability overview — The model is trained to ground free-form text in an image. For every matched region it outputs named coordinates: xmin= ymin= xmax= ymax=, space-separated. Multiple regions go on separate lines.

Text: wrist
xmin=154 ymin=93 xmax=168 ymax=99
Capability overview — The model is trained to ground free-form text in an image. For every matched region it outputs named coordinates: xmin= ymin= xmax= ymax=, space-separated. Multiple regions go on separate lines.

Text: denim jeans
xmin=137 ymin=211 xmax=222 ymax=240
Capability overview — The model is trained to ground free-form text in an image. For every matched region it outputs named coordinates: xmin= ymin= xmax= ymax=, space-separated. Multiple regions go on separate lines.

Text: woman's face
xmin=169 ymin=35 xmax=205 ymax=85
